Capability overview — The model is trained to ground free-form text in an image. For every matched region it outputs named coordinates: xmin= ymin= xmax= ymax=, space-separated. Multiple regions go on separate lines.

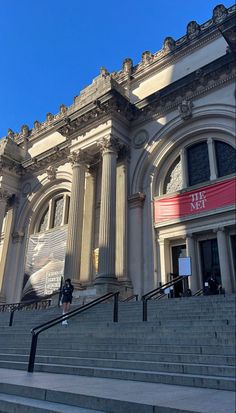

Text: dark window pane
xmin=215 ymin=141 xmax=236 ymax=178
xmin=187 ymin=142 xmax=210 ymax=186
xmin=164 ymin=156 xmax=182 ymax=194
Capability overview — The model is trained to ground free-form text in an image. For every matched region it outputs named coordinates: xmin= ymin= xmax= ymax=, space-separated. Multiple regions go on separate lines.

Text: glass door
xmin=200 ymin=239 xmax=221 ymax=287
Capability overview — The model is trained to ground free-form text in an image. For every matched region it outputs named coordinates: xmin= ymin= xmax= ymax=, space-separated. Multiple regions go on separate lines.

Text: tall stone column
xmin=159 ymin=238 xmax=170 ymax=286
xmin=186 ymin=233 xmax=200 ymax=293
xmin=207 ymin=138 xmax=217 ymax=180
xmin=0 ymin=190 xmax=8 ymax=237
xmin=216 ymin=227 xmax=232 ymax=292
xmin=94 ymin=135 xmax=119 ymax=293
xmin=80 ymin=168 xmax=96 ymax=284
xmin=64 ymin=150 xmax=88 ymax=288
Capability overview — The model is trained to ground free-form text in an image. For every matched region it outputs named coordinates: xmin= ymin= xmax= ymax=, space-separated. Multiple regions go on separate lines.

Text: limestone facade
xmin=0 ymin=4 xmax=235 ymax=303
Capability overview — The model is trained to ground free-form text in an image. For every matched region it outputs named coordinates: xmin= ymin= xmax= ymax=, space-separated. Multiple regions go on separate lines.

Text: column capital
xmin=186 ymin=231 xmax=195 ymax=239
xmin=128 ymin=192 xmax=145 ymax=209
xmin=69 ymin=150 xmax=92 ymax=168
xmin=213 ymin=226 xmax=226 ymax=234
xmin=98 ymin=135 xmax=120 ymax=156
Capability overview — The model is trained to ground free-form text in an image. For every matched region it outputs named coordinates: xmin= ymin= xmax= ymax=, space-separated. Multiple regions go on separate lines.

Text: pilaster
xmin=216 ymin=227 xmax=233 ymax=292
xmin=186 ymin=232 xmax=200 ymax=293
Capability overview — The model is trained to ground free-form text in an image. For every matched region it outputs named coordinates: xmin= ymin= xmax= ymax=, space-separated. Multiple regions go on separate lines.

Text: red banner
xmin=154 ymin=178 xmax=236 ymax=223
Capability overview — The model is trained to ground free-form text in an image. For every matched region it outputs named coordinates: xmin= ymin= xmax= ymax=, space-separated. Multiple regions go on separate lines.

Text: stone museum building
xmin=0 ymin=4 xmax=235 ymax=304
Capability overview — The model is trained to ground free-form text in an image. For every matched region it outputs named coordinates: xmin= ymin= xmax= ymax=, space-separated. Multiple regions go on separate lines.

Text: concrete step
xmin=0 ymin=393 xmax=104 ymax=413
xmin=1 ymin=348 xmax=235 ymax=366
xmin=1 ymin=369 xmax=234 ymax=413
xmin=2 ymin=353 xmax=235 ymax=377
xmin=0 ymin=360 xmax=235 ymax=391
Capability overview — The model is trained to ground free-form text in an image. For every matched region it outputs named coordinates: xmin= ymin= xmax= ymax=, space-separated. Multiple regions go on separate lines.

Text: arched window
xmin=161 ymin=139 xmax=235 ymax=195
xmin=35 ymin=193 xmax=70 ymax=234
xmin=215 ymin=141 xmax=236 ymax=178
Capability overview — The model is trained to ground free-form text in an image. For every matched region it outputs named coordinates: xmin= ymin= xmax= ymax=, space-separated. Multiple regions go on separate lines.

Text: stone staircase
xmin=0 ymin=294 xmax=235 ymax=412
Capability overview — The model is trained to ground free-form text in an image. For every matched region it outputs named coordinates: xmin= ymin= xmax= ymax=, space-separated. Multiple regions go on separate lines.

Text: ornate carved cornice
xmin=22 ymin=142 xmax=69 ymax=172
xmin=58 ymin=91 xmax=137 ymax=139
xmin=136 ymin=51 xmax=236 ymax=122
xmin=0 ymin=157 xmax=23 ymax=176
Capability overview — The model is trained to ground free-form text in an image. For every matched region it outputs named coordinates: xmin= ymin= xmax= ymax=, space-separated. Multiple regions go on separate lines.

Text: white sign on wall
xmin=178 ymin=257 xmax=192 ymax=276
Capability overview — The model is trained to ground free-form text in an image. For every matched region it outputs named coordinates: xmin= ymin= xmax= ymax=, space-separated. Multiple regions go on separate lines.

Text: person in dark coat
xmin=61 ymin=278 xmax=74 ymax=325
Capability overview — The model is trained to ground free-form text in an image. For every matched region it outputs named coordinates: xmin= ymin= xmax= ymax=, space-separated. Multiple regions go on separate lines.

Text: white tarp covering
xmin=21 ymin=227 xmax=67 ymax=301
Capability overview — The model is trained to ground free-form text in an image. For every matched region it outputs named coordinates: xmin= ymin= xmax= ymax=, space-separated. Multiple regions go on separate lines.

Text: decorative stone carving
xmin=164 ymin=157 xmax=183 ymax=194
xmin=69 ymin=150 xmax=92 ymax=167
xmin=21 ymin=125 xmax=30 ymax=138
xmin=141 ymin=51 xmax=154 ymax=64
xmin=213 ymin=4 xmax=228 ymax=23
xmin=46 ymin=113 xmax=54 ymax=122
xmin=34 ymin=120 xmax=41 ymax=130
xmin=46 ymin=165 xmax=57 ymax=181
xmin=178 ymin=99 xmax=193 ymax=120
xmin=98 ymin=135 xmax=120 ymax=155
xmin=122 ymin=58 xmax=133 ymax=74
xmin=7 ymin=129 xmax=15 ymax=140
xmin=133 ymin=130 xmax=148 ymax=148
xmin=60 ymin=104 xmax=67 ymax=114
xmin=187 ymin=21 xmax=200 ymax=39
xmin=163 ymin=37 xmax=176 ymax=53
xmin=100 ymin=67 xmax=109 ymax=77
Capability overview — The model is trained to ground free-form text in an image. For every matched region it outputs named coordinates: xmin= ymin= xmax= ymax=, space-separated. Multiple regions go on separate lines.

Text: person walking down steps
xmin=61 ymin=278 xmax=74 ymax=325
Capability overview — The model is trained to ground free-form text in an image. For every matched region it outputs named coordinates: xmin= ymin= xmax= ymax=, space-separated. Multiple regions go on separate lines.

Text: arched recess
xmin=128 ymin=105 xmax=235 ymax=295
xmin=6 ymin=171 xmax=72 ymax=303
xmin=131 ymin=104 xmax=235 ymax=196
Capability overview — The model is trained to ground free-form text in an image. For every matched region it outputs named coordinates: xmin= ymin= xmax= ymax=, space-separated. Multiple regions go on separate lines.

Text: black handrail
xmin=122 ymin=294 xmax=139 ymax=302
xmin=142 ymin=276 xmax=185 ymax=321
xmin=193 ymin=288 xmax=204 ymax=296
xmin=8 ymin=289 xmax=62 ymax=327
xmin=27 ymin=291 xmax=119 ymax=373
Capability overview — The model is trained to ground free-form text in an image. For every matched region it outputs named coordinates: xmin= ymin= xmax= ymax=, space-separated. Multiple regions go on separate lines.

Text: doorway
xmin=171 ymin=244 xmax=186 ymax=297
xmin=200 ymin=239 xmax=221 ymax=287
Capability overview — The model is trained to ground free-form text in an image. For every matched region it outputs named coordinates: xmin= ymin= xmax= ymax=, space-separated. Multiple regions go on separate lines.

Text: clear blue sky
xmin=0 ymin=0 xmax=233 ymax=138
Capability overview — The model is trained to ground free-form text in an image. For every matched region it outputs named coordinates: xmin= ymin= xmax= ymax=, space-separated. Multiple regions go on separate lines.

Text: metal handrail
xmin=193 ymin=288 xmax=204 ymax=296
xmin=27 ymin=291 xmax=119 ymax=373
xmin=7 ymin=289 xmax=62 ymax=327
xmin=142 ymin=276 xmax=184 ymax=321
xmin=122 ymin=294 xmax=139 ymax=302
